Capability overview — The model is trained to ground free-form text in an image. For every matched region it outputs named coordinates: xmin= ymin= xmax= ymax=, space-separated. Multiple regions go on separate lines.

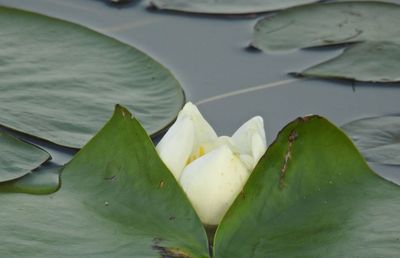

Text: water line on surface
xmin=195 ymin=78 xmax=302 ymax=106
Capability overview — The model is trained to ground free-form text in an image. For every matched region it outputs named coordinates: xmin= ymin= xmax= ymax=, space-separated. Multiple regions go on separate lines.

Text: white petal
xmin=179 ymin=102 xmax=218 ymax=162
xmin=215 ymin=136 xmax=236 ymax=151
xmin=156 ymin=116 xmax=194 ymax=180
xmin=231 ymin=116 xmax=267 ymax=170
xmin=180 ymin=145 xmax=250 ymax=225
xmin=237 ymin=154 xmax=255 ymax=172
xmin=157 ymin=102 xmax=218 ymax=178
xmin=180 ymin=102 xmax=217 ymax=145
xmin=251 ymin=132 xmax=266 ymax=166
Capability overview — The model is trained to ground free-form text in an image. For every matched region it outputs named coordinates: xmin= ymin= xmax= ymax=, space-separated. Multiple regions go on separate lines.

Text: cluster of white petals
xmin=156 ymin=102 xmax=267 ymax=225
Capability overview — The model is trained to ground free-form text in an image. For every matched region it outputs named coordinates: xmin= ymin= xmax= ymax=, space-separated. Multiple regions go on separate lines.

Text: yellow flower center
xmin=186 ymin=146 xmax=206 ymax=165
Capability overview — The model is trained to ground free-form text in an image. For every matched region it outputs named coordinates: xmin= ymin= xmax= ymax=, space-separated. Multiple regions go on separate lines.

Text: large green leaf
xmin=300 ymin=41 xmax=400 ymax=82
xmin=150 ymin=0 xmax=321 ymax=15
xmin=0 ymin=131 xmax=50 ymax=183
xmin=214 ymin=116 xmax=400 ymax=257
xmin=252 ymin=1 xmax=400 ymax=52
xmin=0 ymin=7 xmax=184 ymax=149
xmin=342 ymin=115 xmax=400 ymax=165
xmin=0 ymin=106 xmax=209 ymax=258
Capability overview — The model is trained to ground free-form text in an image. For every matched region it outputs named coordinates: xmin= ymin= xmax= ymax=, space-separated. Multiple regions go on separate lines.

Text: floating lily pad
xmin=252 ymin=1 xmax=400 ymax=52
xmin=0 ymin=167 xmax=61 ymax=195
xmin=215 ymin=116 xmax=400 ymax=257
xmin=0 ymin=7 xmax=184 ymax=148
xmin=342 ymin=115 xmax=400 ymax=165
xmin=0 ymin=106 xmax=209 ymax=257
xmin=300 ymin=41 xmax=400 ymax=82
xmin=150 ymin=0 xmax=321 ymax=15
xmin=0 ymin=131 xmax=50 ymax=183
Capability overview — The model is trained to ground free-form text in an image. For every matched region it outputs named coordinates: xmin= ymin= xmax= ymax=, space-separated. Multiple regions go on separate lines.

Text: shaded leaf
xmin=0 ymin=167 xmax=61 ymax=195
xmin=150 ymin=0 xmax=321 ymax=15
xmin=0 ymin=131 xmax=50 ymax=183
xmin=0 ymin=105 xmax=209 ymax=258
xmin=252 ymin=1 xmax=400 ymax=52
xmin=109 ymin=0 xmax=133 ymax=4
xmin=215 ymin=116 xmax=400 ymax=257
xmin=342 ymin=115 xmax=400 ymax=165
xmin=0 ymin=7 xmax=184 ymax=148
xmin=300 ymin=41 xmax=400 ymax=82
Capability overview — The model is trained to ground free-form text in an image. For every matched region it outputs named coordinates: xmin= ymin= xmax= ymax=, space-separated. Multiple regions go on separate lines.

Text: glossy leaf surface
xmin=0 ymin=106 xmax=209 ymax=258
xmin=215 ymin=116 xmax=400 ymax=257
xmin=252 ymin=1 xmax=400 ymax=52
xmin=0 ymin=131 xmax=50 ymax=183
xmin=342 ymin=115 xmax=400 ymax=165
xmin=0 ymin=7 xmax=184 ymax=148
xmin=150 ymin=0 xmax=320 ymax=15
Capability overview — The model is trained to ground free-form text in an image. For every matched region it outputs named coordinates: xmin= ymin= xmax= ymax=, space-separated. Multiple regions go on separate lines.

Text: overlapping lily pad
xmin=0 ymin=167 xmax=61 ymax=195
xmin=0 ymin=106 xmax=209 ymax=258
xmin=150 ymin=0 xmax=321 ymax=15
xmin=301 ymin=41 xmax=400 ymax=82
xmin=0 ymin=131 xmax=50 ymax=183
xmin=252 ymin=1 xmax=400 ymax=82
xmin=342 ymin=115 xmax=400 ymax=165
xmin=252 ymin=1 xmax=400 ymax=52
xmin=0 ymin=7 xmax=184 ymax=149
xmin=215 ymin=116 xmax=400 ymax=257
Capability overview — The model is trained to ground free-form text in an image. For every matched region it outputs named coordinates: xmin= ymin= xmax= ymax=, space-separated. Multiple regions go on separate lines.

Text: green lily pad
xmin=252 ymin=1 xmax=400 ymax=52
xmin=150 ymin=0 xmax=321 ymax=15
xmin=0 ymin=167 xmax=61 ymax=195
xmin=299 ymin=41 xmax=400 ymax=82
xmin=0 ymin=131 xmax=50 ymax=183
xmin=0 ymin=105 xmax=209 ymax=258
xmin=214 ymin=116 xmax=400 ymax=257
xmin=2 ymin=109 xmax=400 ymax=256
xmin=252 ymin=1 xmax=400 ymax=82
xmin=0 ymin=7 xmax=184 ymax=149
xmin=342 ymin=115 xmax=400 ymax=165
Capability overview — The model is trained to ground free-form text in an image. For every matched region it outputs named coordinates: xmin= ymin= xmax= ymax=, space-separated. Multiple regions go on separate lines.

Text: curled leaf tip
xmin=114 ymin=104 xmax=133 ymax=119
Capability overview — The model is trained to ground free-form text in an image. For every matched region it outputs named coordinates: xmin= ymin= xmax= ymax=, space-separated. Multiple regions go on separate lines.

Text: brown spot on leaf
xmin=280 ymin=130 xmax=298 ymax=189
xmin=159 ymin=180 xmax=165 ymax=189
xmin=153 ymin=237 xmax=162 ymax=245
xmin=240 ymin=190 xmax=246 ymax=200
xmin=288 ymin=131 xmax=298 ymax=142
xmin=104 ymin=175 xmax=116 ymax=181
xmin=152 ymin=238 xmax=191 ymax=258
xmin=299 ymin=116 xmax=310 ymax=122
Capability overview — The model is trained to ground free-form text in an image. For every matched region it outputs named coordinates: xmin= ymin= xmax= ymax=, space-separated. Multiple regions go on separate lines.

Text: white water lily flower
xmin=156 ymin=102 xmax=267 ymax=225
xmin=180 ymin=145 xmax=249 ymax=225
xmin=156 ymin=102 xmax=218 ymax=179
